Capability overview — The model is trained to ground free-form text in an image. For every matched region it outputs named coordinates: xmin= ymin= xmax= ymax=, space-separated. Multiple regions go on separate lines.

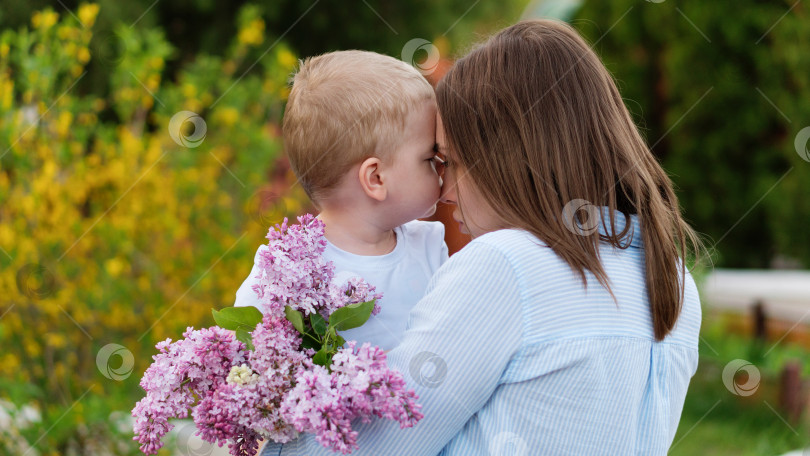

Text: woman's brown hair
xmin=435 ymin=19 xmax=703 ymax=341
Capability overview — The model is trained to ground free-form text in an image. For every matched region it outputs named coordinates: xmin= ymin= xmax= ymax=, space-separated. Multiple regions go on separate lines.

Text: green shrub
xmin=0 ymin=4 xmax=306 ymax=454
xmin=575 ymin=0 xmax=810 ymax=267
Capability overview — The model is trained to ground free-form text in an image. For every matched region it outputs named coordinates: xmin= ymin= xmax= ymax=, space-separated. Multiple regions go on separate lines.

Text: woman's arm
xmin=279 ymin=241 xmax=523 ymax=455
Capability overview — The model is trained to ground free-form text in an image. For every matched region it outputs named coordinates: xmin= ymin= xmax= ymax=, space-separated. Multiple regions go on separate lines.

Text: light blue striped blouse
xmin=263 ymin=210 xmax=701 ymax=456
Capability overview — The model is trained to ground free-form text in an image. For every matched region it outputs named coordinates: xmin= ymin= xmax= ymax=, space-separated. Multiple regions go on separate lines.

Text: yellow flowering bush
xmin=0 ymin=4 xmax=306 ymax=454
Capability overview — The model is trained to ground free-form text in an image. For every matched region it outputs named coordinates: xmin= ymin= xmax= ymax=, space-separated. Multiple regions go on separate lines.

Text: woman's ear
xmin=358 ymin=157 xmax=387 ymax=202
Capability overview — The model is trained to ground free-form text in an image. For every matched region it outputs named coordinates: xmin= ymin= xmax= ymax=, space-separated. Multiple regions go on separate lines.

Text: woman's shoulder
xmin=439 ymin=229 xmax=562 ymax=286
xmin=458 ymin=228 xmax=555 ymax=264
xmin=472 ymin=227 xmax=544 ymax=246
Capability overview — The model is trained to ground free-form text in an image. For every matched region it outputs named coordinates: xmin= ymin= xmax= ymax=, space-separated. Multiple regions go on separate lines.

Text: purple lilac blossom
xmin=132 ymin=215 xmax=421 ymax=455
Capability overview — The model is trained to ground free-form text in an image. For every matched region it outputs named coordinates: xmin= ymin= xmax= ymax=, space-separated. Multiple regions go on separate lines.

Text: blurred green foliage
xmin=0 ymin=0 xmax=527 ymax=100
xmin=669 ymin=313 xmax=810 ymax=455
xmin=671 ymin=360 xmax=809 ymax=455
xmin=575 ymin=0 xmax=810 ymax=268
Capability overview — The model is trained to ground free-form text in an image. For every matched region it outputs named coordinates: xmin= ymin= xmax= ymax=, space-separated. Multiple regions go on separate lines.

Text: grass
xmin=669 ymin=355 xmax=809 ymax=455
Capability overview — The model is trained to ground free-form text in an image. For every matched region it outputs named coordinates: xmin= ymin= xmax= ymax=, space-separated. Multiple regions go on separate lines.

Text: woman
xmin=272 ymin=18 xmax=702 ymax=455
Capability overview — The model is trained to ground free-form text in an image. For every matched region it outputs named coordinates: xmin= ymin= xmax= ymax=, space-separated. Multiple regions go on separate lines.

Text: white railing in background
xmin=701 ymin=269 xmax=810 ymax=323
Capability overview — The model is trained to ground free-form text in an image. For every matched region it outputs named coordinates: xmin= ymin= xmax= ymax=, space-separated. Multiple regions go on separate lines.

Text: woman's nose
xmin=440 ymin=179 xmax=457 ymax=205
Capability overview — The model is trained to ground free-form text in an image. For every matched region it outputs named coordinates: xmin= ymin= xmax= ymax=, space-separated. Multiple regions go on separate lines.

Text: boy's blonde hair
xmin=283 ymin=50 xmax=435 ymax=204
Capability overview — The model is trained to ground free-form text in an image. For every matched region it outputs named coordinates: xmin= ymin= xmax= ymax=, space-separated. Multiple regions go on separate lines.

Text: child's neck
xmin=317 ymin=209 xmax=397 ymax=256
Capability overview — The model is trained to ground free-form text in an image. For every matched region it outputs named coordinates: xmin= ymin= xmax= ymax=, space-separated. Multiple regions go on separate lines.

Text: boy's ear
xmin=358 ymin=157 xmax=387 ymax=202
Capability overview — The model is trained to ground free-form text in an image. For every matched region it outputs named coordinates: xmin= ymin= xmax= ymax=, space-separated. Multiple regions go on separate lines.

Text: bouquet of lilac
xmin=132 ymin=215 xmax=423 ymax=455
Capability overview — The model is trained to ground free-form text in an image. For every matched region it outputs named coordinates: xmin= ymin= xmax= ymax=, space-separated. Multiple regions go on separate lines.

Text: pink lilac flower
xmin=252 ymin=215 xmax=382 ymax=318
xmin=279 ymin=364 xmax=357 ymax=454
xmin=193 ymin=383 xmax=264 ymax=456
xmin=133 ymin=215 xmax=422 ymax=455
xmin=331 ymin=342 xmax=423 ymax=428
xmin=133 ymin=326 xmax=246 ymax=454
xmin=324 ymin=277 xmax=383 ymax=318
xmin=280 ymin=342 xmax=423 ymax=454
xmin=191 ymin=315 xmax=309 ymax=452
xmin=249 ymin=314 xmax=309 ymax=374
xmin=252 ymin=215 xmax=334 ymax=317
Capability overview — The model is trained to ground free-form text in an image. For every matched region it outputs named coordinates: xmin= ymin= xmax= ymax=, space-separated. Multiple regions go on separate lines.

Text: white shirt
xmin=233 ymin=220 xmax=449 ymax=351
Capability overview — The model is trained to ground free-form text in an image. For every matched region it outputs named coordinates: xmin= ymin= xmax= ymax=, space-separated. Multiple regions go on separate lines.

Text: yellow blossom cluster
xmin=0 ymin=4 xmax=306 ymax=453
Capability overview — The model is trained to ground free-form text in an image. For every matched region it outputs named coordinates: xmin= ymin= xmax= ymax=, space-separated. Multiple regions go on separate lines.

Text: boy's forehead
xmin=405 ymin=98 xmax=436 ymax=127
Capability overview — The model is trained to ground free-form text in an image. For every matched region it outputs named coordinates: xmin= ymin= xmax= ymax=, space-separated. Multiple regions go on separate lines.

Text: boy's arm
xmin=233 ymin=245 xmax=266 ymax=310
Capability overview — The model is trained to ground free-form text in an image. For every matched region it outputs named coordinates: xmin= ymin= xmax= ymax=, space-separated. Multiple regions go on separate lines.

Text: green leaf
xmin=335 ymin=335 xmax=346 ymax=347
xmin=301 ymin=334 xmax=321 ymax=350
xmin=284 ymin=306 xmax=305 ymax=334
xmin=310 ymin=313 xmax=327 ymax=336
xmin=312 ymin=346 xmax=331 ymax=367
xmin=328 ymin=300 xmax=375 ymax=331
xmin=235 ymin=326 xmax=254 ymax=351
xmin=212 ymin=306 xmax=263 ymax=331
xmin=301 ymin=330 xmax=322 ymax=351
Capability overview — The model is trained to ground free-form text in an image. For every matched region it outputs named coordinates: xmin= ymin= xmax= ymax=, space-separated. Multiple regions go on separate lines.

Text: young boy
xmin=234 ymin=49 xmax=448 ymax=353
